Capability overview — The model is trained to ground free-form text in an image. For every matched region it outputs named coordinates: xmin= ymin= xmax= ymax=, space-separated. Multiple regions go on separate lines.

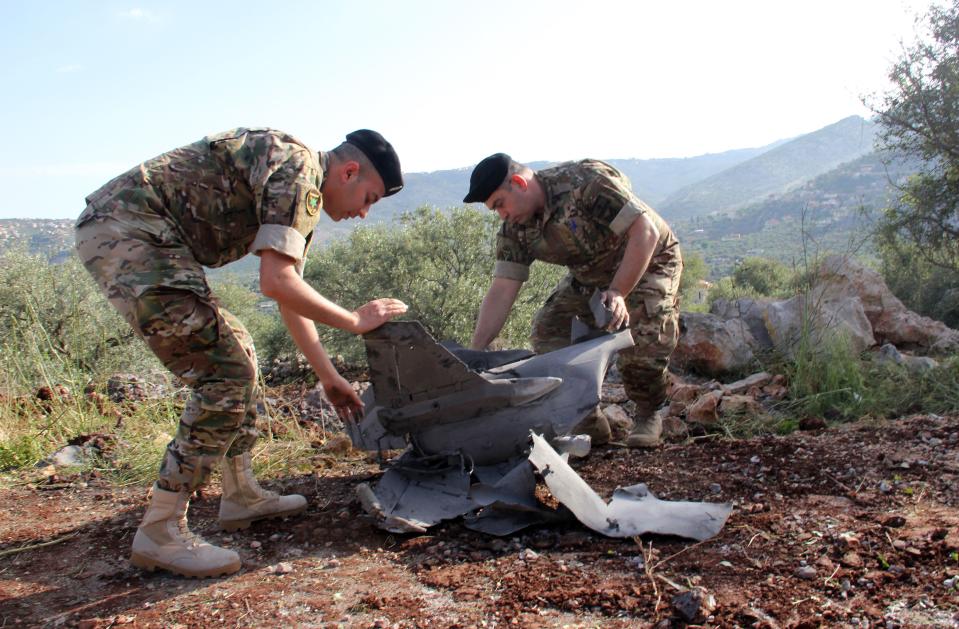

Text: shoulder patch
xmin=305 ymin=188 xmax=322 ymax=215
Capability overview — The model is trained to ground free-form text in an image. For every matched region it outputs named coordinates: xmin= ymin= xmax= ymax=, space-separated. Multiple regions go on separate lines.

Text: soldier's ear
xmin=510 ymin=174 xmax=528 ymax=191
xmin=342 ymin=161 xmax=360 ymax=182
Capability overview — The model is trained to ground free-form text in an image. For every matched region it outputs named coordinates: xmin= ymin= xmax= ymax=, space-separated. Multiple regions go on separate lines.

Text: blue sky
xmin=0 ymin=0 xmax=931 ymax=219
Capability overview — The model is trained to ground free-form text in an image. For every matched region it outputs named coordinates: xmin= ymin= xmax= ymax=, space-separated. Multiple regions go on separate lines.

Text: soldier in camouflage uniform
xmin=464 ymin=154 xmax=682 ymax=448
xmin=75 ymin=128 xmax=406 ymax=578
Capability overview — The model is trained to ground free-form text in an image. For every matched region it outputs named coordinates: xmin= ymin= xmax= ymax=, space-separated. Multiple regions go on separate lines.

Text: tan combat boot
xmin=571 ymin=407 xmax=612 ymax=447
xmin=626 ymin=412 xmax=663 ymax=448
xmin=219 ymin=452 xmax=307 ymax=532
xmin=130 ymin=484 xmax=241 ymax=578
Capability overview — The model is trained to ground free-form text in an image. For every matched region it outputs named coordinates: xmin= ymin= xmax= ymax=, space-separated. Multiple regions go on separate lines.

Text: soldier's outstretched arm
xmin=280 ymin=305 xmax=363 ymax=420
xmin=259 ymin=249 xmax=407 ymax=334
xmin=470 ymin=276 xmax=523 ymax=350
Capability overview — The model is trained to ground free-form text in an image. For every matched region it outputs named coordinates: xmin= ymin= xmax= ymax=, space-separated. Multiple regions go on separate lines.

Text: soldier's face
xmin=486 ymin=181 xmax=537 ymax=226
xmin=323 ymin=167 xmax=386 ymax=221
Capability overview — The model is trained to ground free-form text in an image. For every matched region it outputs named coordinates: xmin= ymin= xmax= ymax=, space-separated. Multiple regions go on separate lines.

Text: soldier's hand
xmin=351 ymin=298 xmax=408 ymax=334
xmin=323 ymin=374 xmax=364 ymax=422
xmin=601 ymin=289 xmax=629 ymax=331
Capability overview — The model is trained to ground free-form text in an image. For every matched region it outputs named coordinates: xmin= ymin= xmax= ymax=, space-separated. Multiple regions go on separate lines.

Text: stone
xmin=711 ymin=298 xmax=776 ymax=350
xmin=814 ymin=255 xmax=959 ymax=354
xmin=661 ymin=416 xmax=687 ymax=439
xmin=106 ymin=373 xmax=165 ymax=403
xmin=723 ymin=372 xmax=773 ymax=395
xmin=719 ymin=394 xmax=764 ymax=419
xmin=686 ymin=390 xmax=724 ymax=424
xmin=763 ymin=293 xmax=876 ymax=359
xmin=876 ymin=344 xmax=939 ymax=373
xmin=672 ymin=589 xmax=713 ymax=623
xmin=669 ymin=382 xmax=704 ymax=404
xmin=602 ymin=404 xmax=634 ymax=440
xmin=48 ymin=445 xmax=87 ymax=468
xmin=674 ymin=312 xmax=758 ymax=377
xmin=795 ymin=565 xmax=818 ymax=580
xmin=841 ymin=552 xmax=863 ymax=568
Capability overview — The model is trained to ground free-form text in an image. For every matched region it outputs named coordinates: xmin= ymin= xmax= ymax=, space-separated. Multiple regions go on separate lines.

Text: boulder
xmin=710 ymin=298 xmax=775 ymax=350
xmin=815 ymin=255 xmax=959 ymax=354
xmin=763 ymin=293 xmax=875 ymax=359
xmin=675 ymin=313 xmax=757 ymax=377
xmin=876 ymin=343 xmax=939 ymax=373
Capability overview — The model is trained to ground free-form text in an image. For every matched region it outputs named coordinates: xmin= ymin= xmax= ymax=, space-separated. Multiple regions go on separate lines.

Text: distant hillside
xmin=365 ymin=143 xmax=780 ymax=225
xmin=609 ymin=143 xmax=784 ymax=206
xmin=0 ymin=219 xmax=75 ymax=262
xmin=678 ymin=150 xmax=918 ymax=277
xmin=5 ymin=116 xmax=892 ymax=283
xmin=660 ymin=116 xmax=879 ymax=221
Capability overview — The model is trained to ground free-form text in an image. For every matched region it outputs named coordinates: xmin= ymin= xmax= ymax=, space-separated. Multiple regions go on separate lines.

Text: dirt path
xmin=2 ymin=414 xmax=958 ymax=628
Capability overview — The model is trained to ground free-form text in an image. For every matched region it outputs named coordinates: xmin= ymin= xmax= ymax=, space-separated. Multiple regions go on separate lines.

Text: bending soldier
xmin=465 ymin=154 xmax=682 ymax=448
xmin=76 ymin=128 xmax=406 ymax=577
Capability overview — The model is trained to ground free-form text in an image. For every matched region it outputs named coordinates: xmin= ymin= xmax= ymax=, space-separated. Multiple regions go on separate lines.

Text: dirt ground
xmin=2 ymin=405 xmax=958 ymax=628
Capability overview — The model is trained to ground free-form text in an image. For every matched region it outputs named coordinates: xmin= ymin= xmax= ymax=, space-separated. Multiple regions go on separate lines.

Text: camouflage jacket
xmin=494 ymin=159 xmax=681 ymax=298
xmin=78 ymin=128 xmax=325 ymax=270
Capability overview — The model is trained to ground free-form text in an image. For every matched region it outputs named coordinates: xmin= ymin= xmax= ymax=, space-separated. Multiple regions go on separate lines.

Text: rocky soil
xmin=2 ymin=402 xmax=958 ymax=628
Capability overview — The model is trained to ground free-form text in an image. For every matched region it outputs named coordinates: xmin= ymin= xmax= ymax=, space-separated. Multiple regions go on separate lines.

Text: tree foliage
xmin=733 ymin=257 xmax=792 ymax=296
xmin=294 ymin=206 xmax=565 ymax=363
xmin=0 ymin=249 xmax=157 ymax=390
xmin=678 ymin=251 xmax=708 ymax=298
xmin=872 ymin=1 xmax=959 ymax=312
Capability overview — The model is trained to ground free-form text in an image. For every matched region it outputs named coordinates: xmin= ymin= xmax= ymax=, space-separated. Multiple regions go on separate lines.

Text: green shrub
xmin=292 ymin=206 xmax=565 ymax=363
xmin=733 ymin=257 xmax=793 ymax=296
xmin=0 ymin=249 xmax=158 ymax=393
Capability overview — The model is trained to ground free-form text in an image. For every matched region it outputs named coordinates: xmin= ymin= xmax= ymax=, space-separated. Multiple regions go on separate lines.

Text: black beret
xmin=345 ymin=129 xmax=404 ymax=197
xmin=463 ymin=153 xmax=511 ymax=203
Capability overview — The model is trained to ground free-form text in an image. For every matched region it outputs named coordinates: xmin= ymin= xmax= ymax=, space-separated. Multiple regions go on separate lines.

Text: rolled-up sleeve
xmin=493 ymin=260 xmax=531 ymax=281
xmin=493 ymin=223 xmax=533 ymax=282
xmin=582 ymin=165 xmax=650 ymax=236
xmin=248 ymin=224 xmax=307 ymax=263
xmin=609 ymin=198 xmax=652 ymax=235
xmin=249 ymin=147 xmax=322 ymax=270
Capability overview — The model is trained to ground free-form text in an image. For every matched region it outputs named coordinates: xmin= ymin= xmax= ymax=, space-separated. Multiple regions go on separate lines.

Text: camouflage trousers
xmin=530 ymin=275 xmax=681 ymax=418
xmin=75 ymin=208 xmax=261 ymax=492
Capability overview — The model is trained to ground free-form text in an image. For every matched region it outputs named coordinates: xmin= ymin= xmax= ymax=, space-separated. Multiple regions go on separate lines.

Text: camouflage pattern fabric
xmin=74 ymin=128 xmax=324 ymax=491
xmin=77 ymin=127 xmax=325 ymax=269
xmin=498 ymin=160 xmax=683 ymax=413
xmin=494 ymin=160 xmax=680 ymax=312
xmin=530 ymin=274 xmax=682 ymax=418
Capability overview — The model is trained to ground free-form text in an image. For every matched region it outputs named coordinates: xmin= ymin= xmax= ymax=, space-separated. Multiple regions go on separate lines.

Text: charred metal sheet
xmin=440 ymin=344 xmax=535 ymax=372
xmin=356 ymin=451 xmax=475 ymax=534
xmin=464 ymin=459 xmax=552 ymax=535
xmin=528 ymin=433 xmax=732 ymax=541
xmin=354 ymin=321 xmax=633 ymax=465
xmin=343 ymin=388 xmax=408 ymax=452
xmin=350 ymin=320 xmax=731 ymax=542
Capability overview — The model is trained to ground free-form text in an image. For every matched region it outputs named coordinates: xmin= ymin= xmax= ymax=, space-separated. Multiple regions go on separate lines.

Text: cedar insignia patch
xmin=305 ymin=188 xmax=321 ymax=215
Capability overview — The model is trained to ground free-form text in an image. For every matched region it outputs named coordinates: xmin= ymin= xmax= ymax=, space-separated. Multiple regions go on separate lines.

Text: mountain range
xmin=0 ymin=115 xmax=912 ymax=280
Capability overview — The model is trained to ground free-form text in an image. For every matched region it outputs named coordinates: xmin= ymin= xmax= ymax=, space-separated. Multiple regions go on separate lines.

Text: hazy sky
xmin=0 ymin=0 xmax=932 ymax=219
